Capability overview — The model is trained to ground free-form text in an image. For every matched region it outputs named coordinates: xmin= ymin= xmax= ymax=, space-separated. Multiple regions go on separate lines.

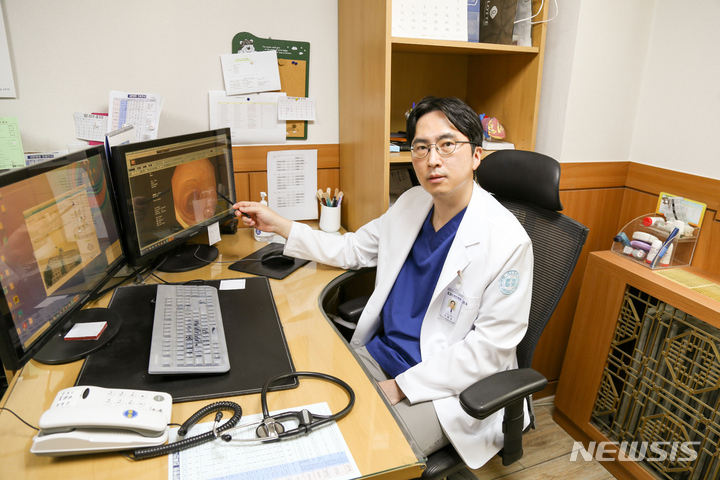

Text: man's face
xmin=411 ymin=110 xmax=481 ymax=202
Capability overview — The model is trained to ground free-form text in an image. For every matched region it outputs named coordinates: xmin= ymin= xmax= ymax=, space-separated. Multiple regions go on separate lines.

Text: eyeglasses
xmin=410 ymin=140 xmax=476 ymax=159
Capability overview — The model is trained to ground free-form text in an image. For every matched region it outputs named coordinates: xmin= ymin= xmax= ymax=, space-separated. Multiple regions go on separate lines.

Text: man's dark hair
xmin=406 ymin=96 xmax=483 ymax=147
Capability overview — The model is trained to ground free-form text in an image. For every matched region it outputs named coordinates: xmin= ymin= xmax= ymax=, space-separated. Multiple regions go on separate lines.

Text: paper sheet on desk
xmin=168 ymin=402 xmax=360 ymax=480
xmin=209 ymin=91 xmax=286 ymax=145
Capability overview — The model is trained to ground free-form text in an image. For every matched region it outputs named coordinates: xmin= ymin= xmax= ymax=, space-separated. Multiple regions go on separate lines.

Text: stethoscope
xmin=220 ymin=371 xmax=355 ymax=443
xmin=130 ymin=371 xmax=355 ymax=460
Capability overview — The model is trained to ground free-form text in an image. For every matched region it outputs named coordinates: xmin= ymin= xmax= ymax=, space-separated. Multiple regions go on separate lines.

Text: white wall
xmin=538 ymin=0 xmax=720 ymax=181
xmin=1 ymin=0 xmax=339 ymax=152
xmin=630 ymin=0 xmax=720 ymax=179
xmin=534 ymin=0 xmax=581 ymax=161
xmin=537 ymin=0 xmax=654 ymax=163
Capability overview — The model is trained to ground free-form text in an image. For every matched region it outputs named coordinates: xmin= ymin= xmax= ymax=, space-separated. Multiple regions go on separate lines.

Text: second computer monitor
xmin=110 ymin=128 xmax=236 ymax=272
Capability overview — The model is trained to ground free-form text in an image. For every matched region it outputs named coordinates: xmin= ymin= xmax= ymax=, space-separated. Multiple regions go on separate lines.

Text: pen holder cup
xmin=611 ymin=213 xmax=699 ymax=269
xmin=319 ymin=204 xmax=341 ymax=233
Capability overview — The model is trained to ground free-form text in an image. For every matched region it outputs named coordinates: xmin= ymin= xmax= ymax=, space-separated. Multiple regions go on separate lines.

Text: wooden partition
xmin=534 ymin=161 xmax=720 ymax=398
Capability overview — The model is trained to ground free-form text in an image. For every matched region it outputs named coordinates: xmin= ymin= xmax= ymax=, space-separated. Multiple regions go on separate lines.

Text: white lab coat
xmin=283 ymin=183 xmax=533 ymax=468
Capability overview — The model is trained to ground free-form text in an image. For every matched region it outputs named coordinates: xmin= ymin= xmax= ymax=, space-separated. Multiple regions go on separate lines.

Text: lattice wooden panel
xmin=591 ymin=286 xmax=720 ymax=479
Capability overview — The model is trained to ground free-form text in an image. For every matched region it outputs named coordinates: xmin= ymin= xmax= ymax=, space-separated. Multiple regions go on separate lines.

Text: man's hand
xmin=378 ymin=379 xmax=406 ymax=405
xmin=233 ymin=201 xmax=293 ymax=239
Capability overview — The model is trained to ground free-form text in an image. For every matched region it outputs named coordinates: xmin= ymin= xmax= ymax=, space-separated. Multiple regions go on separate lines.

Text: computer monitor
xmin=110 ymin=128 xmax=236 ymax=273
xmin=0 ymin=145 xmax=126 ymax=371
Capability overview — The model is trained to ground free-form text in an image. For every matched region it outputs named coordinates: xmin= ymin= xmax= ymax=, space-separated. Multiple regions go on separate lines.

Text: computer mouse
xmin=261 ymin=251 xmax=295 ymax=268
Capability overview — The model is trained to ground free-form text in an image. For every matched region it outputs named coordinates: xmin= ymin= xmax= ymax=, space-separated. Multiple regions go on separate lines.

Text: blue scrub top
xmin=366 ymin=206 xmax=466 ymax=378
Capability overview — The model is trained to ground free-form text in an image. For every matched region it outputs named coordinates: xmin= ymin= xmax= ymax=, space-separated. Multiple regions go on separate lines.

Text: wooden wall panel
xmin=689 ymin=212 xmax=720 ymax=277
xmin=560 ymin=162 xmax=629 ymax=190
xmin=248 ymin=172 xmax=268 ymax=204
xmin=532 ymin=188 xmax=625 ymax=393
xmin=231 ymin=144 xmax=339 ymax=173
xmin=617 ymin=188 xmax=658 ymax=230
xmin=233 ymin=173 xmax=250 ymax=205
xmin=626 ymin=163 xmax=720 ymax=211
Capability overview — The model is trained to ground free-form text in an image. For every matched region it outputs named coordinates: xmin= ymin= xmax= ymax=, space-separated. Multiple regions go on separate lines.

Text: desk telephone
xmin=30 ymin=373 xmax=354 ymax=458
xmin=31 ymin=386 xmax=172 ymax=456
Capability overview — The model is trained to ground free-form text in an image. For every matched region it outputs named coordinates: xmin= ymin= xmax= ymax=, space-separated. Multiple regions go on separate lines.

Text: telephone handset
xmin=31 ymin=386 xmax=173 ymax=456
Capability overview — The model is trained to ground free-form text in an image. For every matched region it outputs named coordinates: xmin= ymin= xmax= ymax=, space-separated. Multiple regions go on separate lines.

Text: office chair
xmin=335 ymin=150 xmax=589 ymax=479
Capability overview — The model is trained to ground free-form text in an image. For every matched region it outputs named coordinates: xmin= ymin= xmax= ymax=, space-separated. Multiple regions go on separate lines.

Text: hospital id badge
xmin=439 ymin=288 xmax=464 ymax=325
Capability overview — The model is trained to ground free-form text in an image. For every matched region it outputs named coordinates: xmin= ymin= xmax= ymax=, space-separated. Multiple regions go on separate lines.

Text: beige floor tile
xmin=459 ymin=403 xmax=617 ymax=480
xmin=498 ymin=454 xmax=616 ymax=480
xmin=516 ymin=405 xmax=577 ymax=468
xmin=471 ymin=454 xmax=524 ymax=480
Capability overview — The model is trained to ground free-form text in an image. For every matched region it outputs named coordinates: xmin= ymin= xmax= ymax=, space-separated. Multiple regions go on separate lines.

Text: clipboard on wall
xmin=232 ymin=32 xmax=310 ymax=140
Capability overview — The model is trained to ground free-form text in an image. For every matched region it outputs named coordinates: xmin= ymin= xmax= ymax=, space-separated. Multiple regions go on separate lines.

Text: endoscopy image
xmin=171 ymin=157 xmax=219 ymax=228
xmin=128 ymin=154 xmax=227 ymax=252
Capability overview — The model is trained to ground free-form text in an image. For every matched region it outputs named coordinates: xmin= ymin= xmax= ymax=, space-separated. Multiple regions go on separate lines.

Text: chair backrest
xmin=477 ymin=150 xmax=589 ymax=369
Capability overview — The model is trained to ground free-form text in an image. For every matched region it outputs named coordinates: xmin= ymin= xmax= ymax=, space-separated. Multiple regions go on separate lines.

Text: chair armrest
xmin=338 ymin=295 xmax=370 ymax=322
xmin=459 ymin=368 xmax=547 ymax=420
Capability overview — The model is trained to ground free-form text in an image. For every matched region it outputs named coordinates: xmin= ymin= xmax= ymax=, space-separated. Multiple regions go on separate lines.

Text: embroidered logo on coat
xmin=499 ymin=270 xmax=520 ymax=295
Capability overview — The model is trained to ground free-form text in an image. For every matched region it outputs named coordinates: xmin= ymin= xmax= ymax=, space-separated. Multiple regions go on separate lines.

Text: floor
xmin=466 ymin=401 xmax=617 ymax=480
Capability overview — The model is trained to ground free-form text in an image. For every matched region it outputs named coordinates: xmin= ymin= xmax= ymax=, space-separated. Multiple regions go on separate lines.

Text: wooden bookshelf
xmin=338 ymin=0 xmax=549 ymax=231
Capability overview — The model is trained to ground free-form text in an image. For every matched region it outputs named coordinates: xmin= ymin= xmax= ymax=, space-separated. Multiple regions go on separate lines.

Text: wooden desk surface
xmin=0 ymin=227 xmax=424 ymax=480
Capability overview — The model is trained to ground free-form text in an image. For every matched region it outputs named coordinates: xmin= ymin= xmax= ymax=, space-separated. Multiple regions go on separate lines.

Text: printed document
xmin=391 ymin=0 xmax=467 ymax=41
xmin=221 ymin=50 xmax=282 ymax=96
xmin=74 ymin=113 xmax=109 ymax=142
xmin=107 ymin=91 xmax=164 ymax=142
xmin=24 ymin=151 xmax=68 ymax=166
xmin=167 ymin=402 xmax=360 ymax=480
xmin=0 ymin=8 xmax=15 ymax=98
xmin=209 ymin=91 xmax=286 ymax=145
xmin=278 ymin=96 xmax=316 ymax=121
xmin=267 ymin=149 xmax=318 ymax=221
xmin=0 ymin=116 xmax=25 ymax=169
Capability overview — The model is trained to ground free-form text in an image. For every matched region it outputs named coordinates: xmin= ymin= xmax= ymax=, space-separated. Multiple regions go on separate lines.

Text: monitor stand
xmin=33 ymin=308 xmax=123 ymax=365
xmin=156 ymin=243 xmax=219 ymax=273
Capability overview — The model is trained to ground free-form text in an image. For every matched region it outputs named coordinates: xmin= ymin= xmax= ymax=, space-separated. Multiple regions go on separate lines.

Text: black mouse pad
xmin=228 ymin=243 xmax=310 ymax=280
xmin=75 ymin=277 xmax=297 ymax=403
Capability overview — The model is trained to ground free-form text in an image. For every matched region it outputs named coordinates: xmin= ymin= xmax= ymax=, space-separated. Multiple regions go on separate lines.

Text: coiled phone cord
xmin=131 ymin=401 xmax=242 ymax=460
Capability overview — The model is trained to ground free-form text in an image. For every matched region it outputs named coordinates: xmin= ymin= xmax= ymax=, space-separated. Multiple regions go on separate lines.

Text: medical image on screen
xmin=171 ymin=158 xmax=219 ymax=228
xmin=124 ymin=137 xmax=231 ymax=257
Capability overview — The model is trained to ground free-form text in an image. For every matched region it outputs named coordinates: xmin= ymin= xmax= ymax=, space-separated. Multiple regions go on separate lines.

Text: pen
xmin=218 ymin=191 xmax=251 ymax=219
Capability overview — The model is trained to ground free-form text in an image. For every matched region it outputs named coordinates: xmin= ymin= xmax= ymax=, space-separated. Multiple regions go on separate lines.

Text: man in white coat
xmin=233 ymin=96 xmax=533 ymax=470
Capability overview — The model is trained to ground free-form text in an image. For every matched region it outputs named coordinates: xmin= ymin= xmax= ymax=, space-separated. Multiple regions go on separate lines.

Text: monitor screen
xmin=0 ymin=145 xmax=125 ymax=371
xmin=110 ymin=128 xmax=236 ymax=272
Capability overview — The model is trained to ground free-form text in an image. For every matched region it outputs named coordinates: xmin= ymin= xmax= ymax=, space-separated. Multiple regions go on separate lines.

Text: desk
xmin=0 ymin=226 xmax=425 ymax=480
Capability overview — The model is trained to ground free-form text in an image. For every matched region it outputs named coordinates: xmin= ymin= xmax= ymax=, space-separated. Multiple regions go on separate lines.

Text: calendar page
xmin=107 ymin=90 xmax=163 ymax=142
xmin=392 ymin=0 xmax=468 ymax=41
xmin=73 ymin=113 xmax=108 ymax=142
